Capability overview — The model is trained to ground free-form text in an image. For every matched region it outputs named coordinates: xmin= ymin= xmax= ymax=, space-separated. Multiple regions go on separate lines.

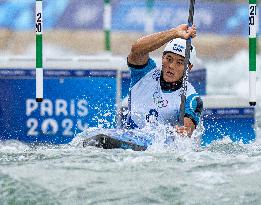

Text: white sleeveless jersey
xmin=128 ymin=67 xmax=196 ymax=128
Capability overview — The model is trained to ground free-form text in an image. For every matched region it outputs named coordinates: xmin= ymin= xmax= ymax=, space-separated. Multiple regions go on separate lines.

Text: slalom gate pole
xmin=104 ymin=0 xmax=111 ymax=52
xmin=179 ymin=0 xmax=196 ymax=126
xmin=145 ymin=0 xmax=155 ymax=34
xmin=249 ymin=0 xmax=257 ymax=106
xmin=35 ymin=0 xmax=43 ymax=102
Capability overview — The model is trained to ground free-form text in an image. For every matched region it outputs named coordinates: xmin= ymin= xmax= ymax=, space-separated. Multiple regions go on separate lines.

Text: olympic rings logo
xmin=153 ymin=91 xmax=168 ymax=108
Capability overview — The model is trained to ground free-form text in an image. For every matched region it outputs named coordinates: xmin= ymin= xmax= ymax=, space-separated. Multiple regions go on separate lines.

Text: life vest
xmin=127 ymin=67 xmax=197 ymax=129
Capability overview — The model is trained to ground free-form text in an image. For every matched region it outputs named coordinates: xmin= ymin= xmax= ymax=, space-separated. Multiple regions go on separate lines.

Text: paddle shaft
xmin=179 ymin=0 xmax=195 ymax=126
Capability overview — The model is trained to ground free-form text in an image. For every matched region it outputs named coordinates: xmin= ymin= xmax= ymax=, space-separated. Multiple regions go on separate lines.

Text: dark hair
xmin=163 ymin=51 xmax=191 ymax=65
xmin=163 ymin=51 xmax=174 ymax=56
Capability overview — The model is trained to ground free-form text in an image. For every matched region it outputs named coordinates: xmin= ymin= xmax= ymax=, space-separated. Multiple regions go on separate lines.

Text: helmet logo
xmin=173 ymin=43 xmax=185 ymax=53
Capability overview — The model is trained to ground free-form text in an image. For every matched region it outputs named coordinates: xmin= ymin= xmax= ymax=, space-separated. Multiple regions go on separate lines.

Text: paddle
xmin=179 ymin=0 xmax=196 ymax=126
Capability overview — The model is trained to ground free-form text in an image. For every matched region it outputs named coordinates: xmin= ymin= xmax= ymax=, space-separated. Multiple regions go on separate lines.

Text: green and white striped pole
xmin=249 ymin=0 xmax=257 ymax=106
xmin=145 ymin=0 xmax=154 ymax=34
xmin=36 ymin=0 xmax=43 ymax=102
xmin=103 ymin=0 xmax=111 ymax=52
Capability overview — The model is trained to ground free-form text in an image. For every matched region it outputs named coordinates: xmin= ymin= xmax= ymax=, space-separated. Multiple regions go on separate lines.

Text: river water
xmin=1 ymin=135 xmax=261 ymax=205
xmin=0 ymin=51 xmax=261 ymax=204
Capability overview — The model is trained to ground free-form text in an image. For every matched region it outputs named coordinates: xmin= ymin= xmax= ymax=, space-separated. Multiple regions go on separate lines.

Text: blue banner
xmin=0 ymin=0 xmax=70 ymax=30
xmin=0 ymin=69 xmax=117 ymax=143
xmin=57 ymin=0 xmax=103 ymax=29
xmin=0 ymin=67 xmax=207 ymax=144
xmin=0 ymin=0 xmax=259 ymax=36
xmin=112 ymin=1 xmax=260 ymax=36
xmin=0 ymin=67 xmax=255 ymax=145
xmin=202 ymin=107 xmax=255 ymax=145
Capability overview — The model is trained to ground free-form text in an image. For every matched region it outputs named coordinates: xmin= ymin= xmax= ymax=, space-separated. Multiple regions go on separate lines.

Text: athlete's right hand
xmin=175 ymin=125 xmax=193 ymax=138
xmin=174 ymin=24 xmax=197 ymax=39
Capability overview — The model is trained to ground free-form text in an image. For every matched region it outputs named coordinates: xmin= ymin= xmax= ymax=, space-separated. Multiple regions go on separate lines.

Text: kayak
xmin=82 ymin=134 xmax=149 ymax=151
xmin=77 ymin=128 xmax=176 ymax=151
xmin=81 ymin=130 xmax=156 ymax=151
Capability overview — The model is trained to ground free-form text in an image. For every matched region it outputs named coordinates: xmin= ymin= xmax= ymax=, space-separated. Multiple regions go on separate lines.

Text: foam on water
xmin=1 ymin=135 xmax=261 ymax=204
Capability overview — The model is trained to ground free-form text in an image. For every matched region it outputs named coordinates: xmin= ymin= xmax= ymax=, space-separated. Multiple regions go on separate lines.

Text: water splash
xmin=72 ymin=122 xmax=204 ymax=153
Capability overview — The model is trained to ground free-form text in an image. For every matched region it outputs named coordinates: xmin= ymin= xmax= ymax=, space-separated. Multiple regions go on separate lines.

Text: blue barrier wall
xmin=0 ymin=69 xmax=117 ymax=143
xmin=202 ymin=108 xmax=255 ymax=146
xmin=0 ymin=68 xmax=206 ymax=144
xmin=0 ymin=0 xmax=259 ymax=36
xmin=0 ymin=68 xmax=255 ymax=145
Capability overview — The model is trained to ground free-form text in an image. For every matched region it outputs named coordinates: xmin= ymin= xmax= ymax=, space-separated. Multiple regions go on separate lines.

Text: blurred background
xmin=0 ymin=0 xmax=260 ymax=59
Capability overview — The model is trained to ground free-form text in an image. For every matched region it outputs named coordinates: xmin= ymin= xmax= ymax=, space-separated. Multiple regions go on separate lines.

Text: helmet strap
xmin=160 ymin=71 xmax=183 ymax=92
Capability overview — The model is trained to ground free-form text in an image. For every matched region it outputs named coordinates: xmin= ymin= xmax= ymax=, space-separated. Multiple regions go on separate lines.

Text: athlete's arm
xmin=128 ymin=24 xmax=197 ymax=66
